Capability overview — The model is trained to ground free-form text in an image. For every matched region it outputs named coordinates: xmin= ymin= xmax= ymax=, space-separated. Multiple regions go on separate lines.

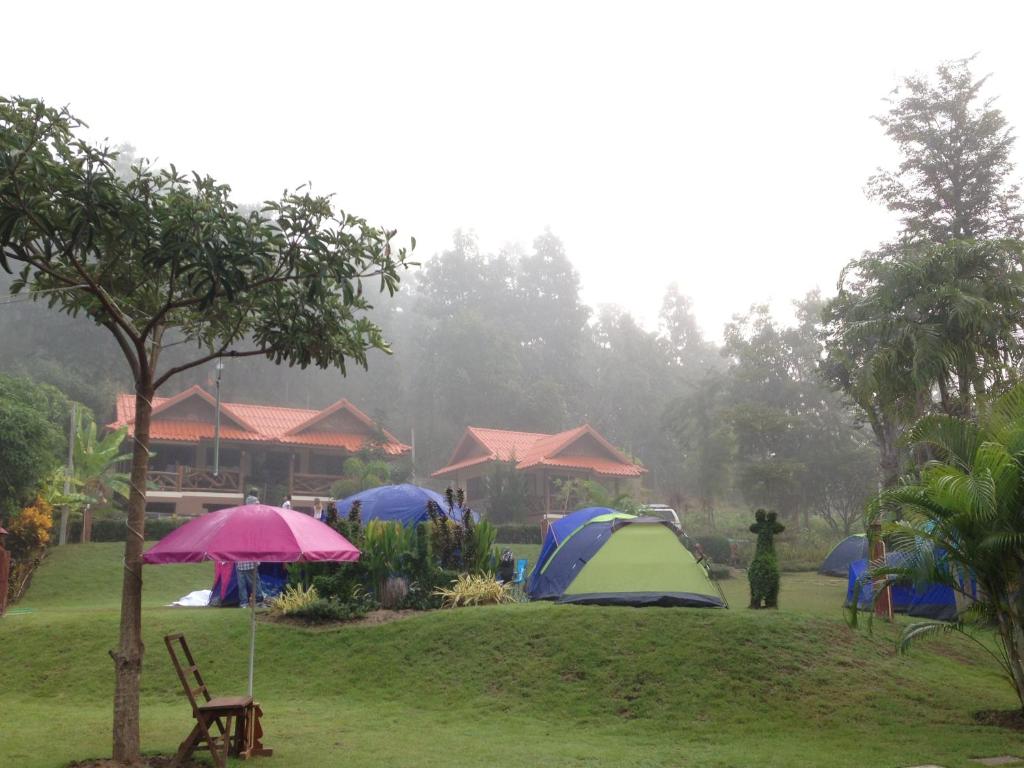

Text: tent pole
xmin=248 ymin=568 xmax=256 ymax=697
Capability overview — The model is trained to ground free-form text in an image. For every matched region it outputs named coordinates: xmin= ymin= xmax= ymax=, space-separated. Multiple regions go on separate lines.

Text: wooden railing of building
xmin=290 ymin=473 xmax=340 ymax=496
xmin=148 ymin=468 xmax=338 ymax=497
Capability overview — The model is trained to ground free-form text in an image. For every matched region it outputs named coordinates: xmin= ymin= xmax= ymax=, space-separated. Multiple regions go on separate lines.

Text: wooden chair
xmin=164 ymin=633 xmax=272 ymax=767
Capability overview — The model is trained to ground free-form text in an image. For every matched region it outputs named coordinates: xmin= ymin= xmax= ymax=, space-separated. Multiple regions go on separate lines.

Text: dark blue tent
xmin=208 ymin=562 xmax=288 ymax=607
xmin=527 ymin=507 xmax=631 ymax=599
xmin=335 ymin=484 xmax=466 ymax=528
xmin=845 ymin=554 xmax=968 ymax=621
xmin=820 ymin=534 xmax=869 ymax=576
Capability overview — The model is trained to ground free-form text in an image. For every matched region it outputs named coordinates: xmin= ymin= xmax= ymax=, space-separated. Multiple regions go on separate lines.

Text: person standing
xmin=237 ymin=489 xmax=262 ymax=607
xmin=236 ymin=559 xmax=262 ymax=607
xmin=312 ymin=498 xmax=325 ymax=522
xmin=282 ymin=494 xmax=293 ymax=510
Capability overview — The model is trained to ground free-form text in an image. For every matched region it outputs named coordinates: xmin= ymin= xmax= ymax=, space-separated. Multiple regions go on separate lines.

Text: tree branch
xmin=152 ymin=347 xmax=269 ymax=390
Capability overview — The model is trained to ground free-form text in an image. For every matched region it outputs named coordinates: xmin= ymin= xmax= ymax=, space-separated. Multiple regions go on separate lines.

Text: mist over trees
xmin=4 ymin=57 xmax=1024 ymax=544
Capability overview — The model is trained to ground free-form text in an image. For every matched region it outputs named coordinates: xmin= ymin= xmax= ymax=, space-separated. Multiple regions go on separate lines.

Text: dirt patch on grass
xmin=974 ymin=708 xmax=1024 ymax=731
xmin=352 ymin=608 xmax=418 ymax=626
xmin=266 ymin=608 xmax=419 ymax=629
xmin=68 ymin=757 xmax=207 ymax=767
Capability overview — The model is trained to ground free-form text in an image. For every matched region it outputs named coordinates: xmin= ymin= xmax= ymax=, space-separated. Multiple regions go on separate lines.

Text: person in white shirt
xmin=282 ymin=494 xmax=292 ymax=510
xmin=312 ymin=498 xmax=325 ymax=521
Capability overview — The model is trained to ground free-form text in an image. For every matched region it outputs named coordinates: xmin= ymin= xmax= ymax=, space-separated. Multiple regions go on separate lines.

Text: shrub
xmin=6 ymin=498 xmax=53 ymax=559
xmin=268 ymin=583 xmax=319 ymax=615
xmin=283 ymin=597 xmax=370 ymax=624
xmin=494 ymin=524 xmax=541 ymax=544
xmin=696 ymin=534 xmax=732 ymax=564
xmin=362 ymin=519 xmax=415 ymax=601
xmin=707 ymin=562 xmax=733 ymax=580
xmin=68 ymin=515 xmax=188 ymax=542
xmin=434 ymin=573 xmax=516 ymax=608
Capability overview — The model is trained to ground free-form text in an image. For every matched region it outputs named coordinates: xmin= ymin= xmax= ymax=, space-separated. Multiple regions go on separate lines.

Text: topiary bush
xmin=748 ymin=509 xmax=784 ymax=609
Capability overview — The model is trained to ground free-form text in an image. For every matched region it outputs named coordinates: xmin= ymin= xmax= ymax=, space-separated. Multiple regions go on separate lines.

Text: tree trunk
xmin=879 ymin=428 xmax=900 ymax=490
xmin=111 ymin=384 xmax=153 ymax=763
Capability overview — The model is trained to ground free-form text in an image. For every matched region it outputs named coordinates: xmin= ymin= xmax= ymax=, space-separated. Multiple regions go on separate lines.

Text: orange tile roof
xmin=109 ymin=386 xmax=409 ymax=455
xmin=433 ymin=424 xmax=645 ymax=478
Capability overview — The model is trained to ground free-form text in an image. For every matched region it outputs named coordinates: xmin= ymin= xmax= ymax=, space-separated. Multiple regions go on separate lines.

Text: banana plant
xmin=70 ymin=412 xmax=132 ymax=507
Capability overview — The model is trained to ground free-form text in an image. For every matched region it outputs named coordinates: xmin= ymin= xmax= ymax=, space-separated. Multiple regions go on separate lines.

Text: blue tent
xmin=845 ymin=555 xmax=967 ymax=621
xmin=846 ymin=554 xmax=914 ymax=612
xmin=527 ymin=507 xmax=630 ymax=599
xmin=820 ymin=534 xmax=869 ymax=577
xmin=208 ymin=562 xmax=288 ymax=607
xmin=335 ymin=484 xmax=466 ymax=528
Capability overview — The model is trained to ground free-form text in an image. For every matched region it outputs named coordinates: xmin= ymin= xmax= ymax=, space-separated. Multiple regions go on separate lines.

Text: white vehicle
xmin=640 ymin=504 xmax=681 ymax=527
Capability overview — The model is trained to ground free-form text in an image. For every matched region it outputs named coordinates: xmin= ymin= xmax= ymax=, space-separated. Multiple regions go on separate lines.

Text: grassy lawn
xmin=1 ymin=543 xmax=1020 ymax=768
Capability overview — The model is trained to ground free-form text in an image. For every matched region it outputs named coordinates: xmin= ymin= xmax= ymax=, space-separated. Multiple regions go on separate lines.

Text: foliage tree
xmin=824 ymin=239 xmax=1024 ymax=484
xmin=0 ymin=97 xmax=411 ymax=762
xmin=0 ymin=374 xmax=69 ymax=518
xmin=484 ymin=460 xmax=530 ymax=524
xmin=867 ymin=57 xmax=1022 ymax=243
xmin=667 ymin=370 xmax=733 ymax=527
xmin=864 ymin=383 xmax=1024 ymax=711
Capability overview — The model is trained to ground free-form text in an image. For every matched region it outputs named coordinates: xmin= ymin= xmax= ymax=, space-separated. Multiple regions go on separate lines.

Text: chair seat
xmin=199 ymin=695 xmax=253 ymax=711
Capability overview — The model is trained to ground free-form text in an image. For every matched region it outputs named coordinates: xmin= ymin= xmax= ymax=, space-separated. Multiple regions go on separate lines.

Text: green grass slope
xmin=0 ymin=543 xmax=1019 ymax=768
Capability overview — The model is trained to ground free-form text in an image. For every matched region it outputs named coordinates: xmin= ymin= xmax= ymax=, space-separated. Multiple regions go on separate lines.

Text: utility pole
xmin=213 ymin=360 xmax=224 ymax=476
xmin=59 ymin=402 xmax=76 ymax=545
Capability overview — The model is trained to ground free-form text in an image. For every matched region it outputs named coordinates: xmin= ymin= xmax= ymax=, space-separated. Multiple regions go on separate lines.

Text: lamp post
xmin=213 ymin=361 xmax=224 ymax=477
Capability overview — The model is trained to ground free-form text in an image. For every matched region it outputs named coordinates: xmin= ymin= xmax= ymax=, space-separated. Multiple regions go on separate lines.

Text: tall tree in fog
xmin=826 ymin=59 xmax=1024 ymax=486
xmin=0 ymin=98 xmax=411 ymax=762
xmin=584 ymin=306 xmax=680 ymax=490
xmin=660 ymin=283 xmax=718 ymax=376
xmin=867 ymin=56 xmax=1022 ymax=243
xmin=516 ymin=230 xmax=591 ymax=423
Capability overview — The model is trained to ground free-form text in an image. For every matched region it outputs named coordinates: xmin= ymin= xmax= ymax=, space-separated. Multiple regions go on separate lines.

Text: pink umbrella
xmin=144 ymin=504 xmax=360 ymax=695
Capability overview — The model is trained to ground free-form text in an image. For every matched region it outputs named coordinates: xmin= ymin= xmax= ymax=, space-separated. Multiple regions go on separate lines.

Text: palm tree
xmin=864 ymin=383 xmax=1024 ymax=710
xmin=825 ymin=239 xmax=1024 ymax=485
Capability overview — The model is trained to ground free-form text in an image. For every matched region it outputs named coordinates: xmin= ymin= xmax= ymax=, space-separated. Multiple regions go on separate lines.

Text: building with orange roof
xmin=109 ymin=385 xmax=409 ymax=516
xmin=432 ymin=424 xmax=645 ymax=515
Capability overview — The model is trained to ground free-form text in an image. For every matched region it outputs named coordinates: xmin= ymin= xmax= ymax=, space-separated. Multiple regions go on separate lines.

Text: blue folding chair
xmin=512 ymin=559 xmax=528 ymax=585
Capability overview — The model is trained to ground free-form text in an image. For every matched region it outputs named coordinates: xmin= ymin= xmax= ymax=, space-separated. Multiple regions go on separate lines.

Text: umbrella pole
xmin=248 ymin=568 xmax=256 ymax=698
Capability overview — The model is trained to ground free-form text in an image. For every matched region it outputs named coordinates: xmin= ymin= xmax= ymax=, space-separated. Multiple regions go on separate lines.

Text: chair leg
xmin=172 ymin=723 xmax=201 ymax=767
xmin=196 ymin=714 xmax=225 ymax=768
xmin=221 ymin=714 xmax=234 ymax=767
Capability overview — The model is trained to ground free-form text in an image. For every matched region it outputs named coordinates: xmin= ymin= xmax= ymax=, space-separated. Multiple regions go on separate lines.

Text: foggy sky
xmin=5 ymin=1 xmax=1024 ymax=337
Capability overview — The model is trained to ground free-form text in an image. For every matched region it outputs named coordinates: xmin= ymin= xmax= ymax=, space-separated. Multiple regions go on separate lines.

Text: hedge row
xmin=69 ymin=516 xmax=190 ymax=543
xmin=493 ymin=524 xmax=542 ymax=544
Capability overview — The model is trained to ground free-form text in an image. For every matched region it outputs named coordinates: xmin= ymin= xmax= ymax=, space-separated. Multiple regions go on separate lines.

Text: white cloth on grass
xmin=169 ymin=589 xmax=213 ymax=607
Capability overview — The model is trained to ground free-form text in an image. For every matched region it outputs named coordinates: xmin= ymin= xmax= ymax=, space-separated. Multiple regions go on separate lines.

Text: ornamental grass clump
xmin=434 ymin=574 xmax=516 ymax=608
xmin=268 ymin=583 xmax=319 ymax=615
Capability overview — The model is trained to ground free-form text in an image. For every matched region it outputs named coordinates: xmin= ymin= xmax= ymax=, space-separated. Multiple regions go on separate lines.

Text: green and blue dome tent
xmin=529 ymin=513 xmax=726 ymax=608
xmin=819 ymin=534 xmax=869 ymax=577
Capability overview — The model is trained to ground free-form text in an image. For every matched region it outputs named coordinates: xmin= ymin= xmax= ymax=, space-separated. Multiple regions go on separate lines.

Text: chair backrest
xmin=513 ymin=559 xmax=528 ymax=583
xmin=165 ymin=633 xmax=213 ymax=714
